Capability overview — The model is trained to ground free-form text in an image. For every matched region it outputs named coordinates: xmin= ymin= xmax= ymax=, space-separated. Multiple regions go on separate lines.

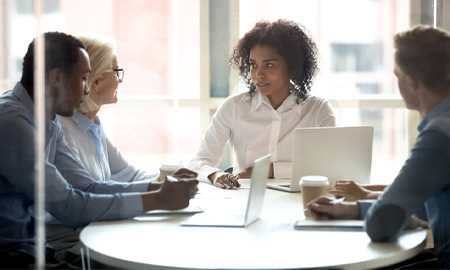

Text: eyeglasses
xmin=113 ymin=67 xmax=124 ymax=82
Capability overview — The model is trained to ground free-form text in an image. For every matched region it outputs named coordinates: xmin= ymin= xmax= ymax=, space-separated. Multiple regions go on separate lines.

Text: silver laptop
xmin=267 ymin=126 xmax=373 ymax=192
xmin=181 ymin=154 xmax=271 ymax=227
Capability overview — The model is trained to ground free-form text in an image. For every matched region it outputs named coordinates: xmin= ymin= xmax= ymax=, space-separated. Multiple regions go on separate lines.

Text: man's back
xmin=0 ymin=85 xmax=36 ymax=247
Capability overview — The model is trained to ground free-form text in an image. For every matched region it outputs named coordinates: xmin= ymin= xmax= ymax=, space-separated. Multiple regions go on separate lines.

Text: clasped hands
xmin=208 ymin=166 xmax=255 ymax=189
xmin=146 ymin=168 xmax=199 ymax=210
xmin=209 ymin=162 xmax=276 ymax=189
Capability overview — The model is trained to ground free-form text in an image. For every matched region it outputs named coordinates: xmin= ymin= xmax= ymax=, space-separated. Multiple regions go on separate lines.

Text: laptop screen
xmin=244 ymin=154 xmax=271 ymax=224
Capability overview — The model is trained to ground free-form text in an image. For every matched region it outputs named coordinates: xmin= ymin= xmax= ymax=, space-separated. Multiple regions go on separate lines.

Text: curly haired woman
xmin=189 ymin=19 xmax=336 ymax=189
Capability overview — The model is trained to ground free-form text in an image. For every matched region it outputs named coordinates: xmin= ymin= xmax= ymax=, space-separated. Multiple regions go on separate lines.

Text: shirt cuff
xmin=135 ymin=169 xmax=159 ymax=182
xmin=129 ymin=181 xmax=151 ymax=193
xmin=118 ymin=193 xmax=144 ymax=218
xmin=357 ymin=199 xmax=376 ymax=219
xmin=197 ymin=165 xmax=221 ymax=183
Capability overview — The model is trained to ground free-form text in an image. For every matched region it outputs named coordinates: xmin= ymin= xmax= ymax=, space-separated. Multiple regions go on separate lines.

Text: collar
xmin=12 ymin=82 xmax=60 ymax=122
xmin=12 ymin=82 xmax=34 ymax=117
xmin=249 ymin=91 xmax=299 ymax=113
xmin=418 ymin=94 xmax=450 ymax=131
xmin=72 ymin=111 xmax=100 ymax=133
xmin=13 ymin=83 xmax=60 ymax=138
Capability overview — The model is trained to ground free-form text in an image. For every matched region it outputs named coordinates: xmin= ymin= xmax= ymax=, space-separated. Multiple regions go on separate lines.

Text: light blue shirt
xmin=0 ymin=83 xmax=144 ymax=248
xmin=58 ymin=112 xmax=157 ymax=185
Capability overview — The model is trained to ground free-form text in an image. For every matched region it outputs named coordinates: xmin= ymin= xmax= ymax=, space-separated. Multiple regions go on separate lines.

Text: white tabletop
xmin=80 ymin=182 xmax=427 ymax=270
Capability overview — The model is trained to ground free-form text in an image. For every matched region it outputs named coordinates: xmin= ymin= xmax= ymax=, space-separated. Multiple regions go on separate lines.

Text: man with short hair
xmin=307 ymin=25 xmax=450 ymax=268
xmin=0 ymin=32 xmax=198 ymax=268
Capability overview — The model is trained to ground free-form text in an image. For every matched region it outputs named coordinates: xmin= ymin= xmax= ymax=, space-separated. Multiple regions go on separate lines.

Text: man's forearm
xmin=365 ymin=202 xmax=407 ymax=242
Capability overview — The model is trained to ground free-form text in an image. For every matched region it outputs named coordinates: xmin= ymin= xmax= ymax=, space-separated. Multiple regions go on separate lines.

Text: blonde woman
xmin=58 ymin=37 xmax=161 ymax=192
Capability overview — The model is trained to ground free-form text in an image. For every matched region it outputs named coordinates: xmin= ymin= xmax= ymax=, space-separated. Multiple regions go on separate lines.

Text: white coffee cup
xmin=299 ymin=175 xmax=330 ymax=216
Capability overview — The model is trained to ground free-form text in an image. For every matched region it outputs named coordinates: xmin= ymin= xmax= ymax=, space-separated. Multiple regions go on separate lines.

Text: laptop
xmin=181 ymin=154 xmax=271 ymax=227
xmin=267 ymin=126 xmax=373 ymax=192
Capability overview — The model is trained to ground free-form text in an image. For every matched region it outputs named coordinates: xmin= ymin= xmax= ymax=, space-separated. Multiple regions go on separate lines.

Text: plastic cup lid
xmin=299 ymin=175 xmax=329 ymax=186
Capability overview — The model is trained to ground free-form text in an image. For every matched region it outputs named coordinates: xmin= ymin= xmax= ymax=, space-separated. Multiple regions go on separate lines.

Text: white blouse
xmin=188 ymin=91 xmax=336 ymax=182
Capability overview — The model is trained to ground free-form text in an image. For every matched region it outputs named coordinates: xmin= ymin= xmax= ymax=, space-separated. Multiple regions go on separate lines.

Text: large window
xmin=0 ymin=0 xmax=440 ymax=182
xmin=2 ymin=0 xmax=203 ymax=171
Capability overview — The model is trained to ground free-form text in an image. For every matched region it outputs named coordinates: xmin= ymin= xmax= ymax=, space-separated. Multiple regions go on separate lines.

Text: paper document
xmin=143 ymin=205 xmax=203 ymax=215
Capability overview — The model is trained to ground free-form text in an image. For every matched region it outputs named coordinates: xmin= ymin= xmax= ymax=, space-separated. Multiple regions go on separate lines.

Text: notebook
xmin=267 ymin=126 xmax=373 ymax=192
xmin=181 ymin=154 xmax=271 ymax=228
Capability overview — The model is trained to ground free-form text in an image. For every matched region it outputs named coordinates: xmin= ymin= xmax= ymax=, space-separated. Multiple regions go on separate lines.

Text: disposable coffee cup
xmin=158 ymin=164 xmax=182 ymax=182
xmin=300 ymin=175 xmax=330 ymax=217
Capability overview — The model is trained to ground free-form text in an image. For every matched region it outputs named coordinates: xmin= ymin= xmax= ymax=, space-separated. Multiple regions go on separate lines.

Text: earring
xmin=83 ymin=85 xmax=89 ymax=96
xmin=288 ymin=80 xmax=297 ymax=93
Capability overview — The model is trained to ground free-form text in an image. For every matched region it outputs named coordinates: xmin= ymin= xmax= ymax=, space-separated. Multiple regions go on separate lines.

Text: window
xmin=15 ymin=0 xmax=59 ymax=14
xmin=331 ymin=43 xmax=383 ymax=72
xmin=0 ymin=0 xmax=442 ymax=182
xmin=2 ymin=0 xmax=203 ymax=170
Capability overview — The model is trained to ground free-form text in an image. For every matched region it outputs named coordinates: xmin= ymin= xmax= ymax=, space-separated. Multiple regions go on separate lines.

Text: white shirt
xmin=188 ymin=91 xmax=336 ymax=182
xmin=58 ymin=112 xmax=157 ymax=185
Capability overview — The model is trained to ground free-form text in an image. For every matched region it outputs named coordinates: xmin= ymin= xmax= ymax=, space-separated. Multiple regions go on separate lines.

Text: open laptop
xmin=181 ymin=154 xmax=271 ymax=227
xmin=267 ymin=126 xmax=373 ymax=192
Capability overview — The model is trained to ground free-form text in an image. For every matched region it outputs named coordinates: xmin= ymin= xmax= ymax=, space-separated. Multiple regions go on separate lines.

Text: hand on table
xmin=209 ymin=172 xmax=240 ymax=189
xmin=150 ymin=168 xmax=198 ymax=191
xmin=155 ymin=178 xmax=199 ymax=210
xmin=329 ymin=180 xmax=372 ymax=201
xmin=172 ymin=168 xmax=198 ymax=180
xmin=307 ymin=196 xmax=359 ymax=220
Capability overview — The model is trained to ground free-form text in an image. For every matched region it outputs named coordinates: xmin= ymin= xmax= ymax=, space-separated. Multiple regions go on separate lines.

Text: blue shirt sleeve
xmin=0 ymin=113 xmax=144 ymax=228
xmin=105 ymin=136 xmax=159 ymax=182
xmin=364 ymin=130 xmax=450 ymax=241
xmin=357 ymin=200 xmax=375 ymax=219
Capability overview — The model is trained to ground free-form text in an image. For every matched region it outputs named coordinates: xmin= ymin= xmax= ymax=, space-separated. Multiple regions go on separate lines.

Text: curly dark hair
xmin=230 ymin=19 xmax=318 ymax=103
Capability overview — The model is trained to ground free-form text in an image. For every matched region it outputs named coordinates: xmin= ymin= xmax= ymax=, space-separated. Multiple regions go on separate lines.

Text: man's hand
xmin=172 ymin=168 xmax=198 ymax=180
xmin=209 ymin=172 xmax=240 ymax=189
xmin=159 ymin=179 xmax=198 ymax=210
xmin=329 ymin=180 xmax=382 ymax=200
xmin=150 ymin=168 xmax=197 ymax=191
xmin=307 ymin=196 xmax=359 ymax=220
xmin=329 ymin=180 xmax=370 ymax=201
xmin=147 ymin=182 xmax=162 ymax=191
xmin=142 ymin=179 xmax=198 ymax=211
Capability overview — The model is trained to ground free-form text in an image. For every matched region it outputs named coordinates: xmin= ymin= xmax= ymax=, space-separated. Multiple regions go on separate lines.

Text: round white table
xmin=80 ymin=182 xmax=427 ymax=269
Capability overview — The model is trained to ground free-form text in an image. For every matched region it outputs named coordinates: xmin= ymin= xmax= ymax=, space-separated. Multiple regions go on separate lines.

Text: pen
xmin=303 ymin=197 xmax=345 ymax=212
xmin=329 ymin=197 xmax=345 ymax=204
xmin=166 ymin=175 xmax=179 ymax=182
